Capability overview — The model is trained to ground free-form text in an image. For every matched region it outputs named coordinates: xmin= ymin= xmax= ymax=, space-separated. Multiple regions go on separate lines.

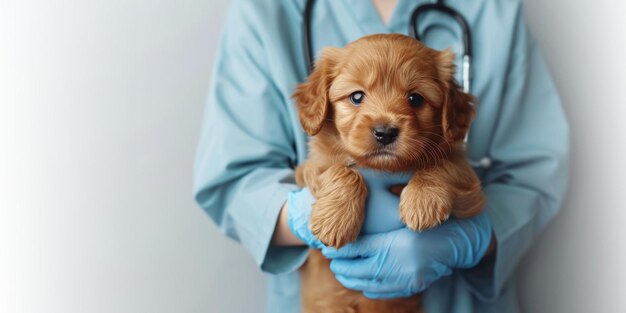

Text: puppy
xmin=292 ymin=34 xmax=484 ymax=313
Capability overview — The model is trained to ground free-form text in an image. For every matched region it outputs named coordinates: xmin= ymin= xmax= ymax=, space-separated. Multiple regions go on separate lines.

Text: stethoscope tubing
xmin=409 ymin=2 xmax=472 ymax=93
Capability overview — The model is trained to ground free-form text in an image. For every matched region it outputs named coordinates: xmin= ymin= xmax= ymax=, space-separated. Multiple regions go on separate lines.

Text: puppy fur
xmin=293 ymin=34 xmax=484 ymax=313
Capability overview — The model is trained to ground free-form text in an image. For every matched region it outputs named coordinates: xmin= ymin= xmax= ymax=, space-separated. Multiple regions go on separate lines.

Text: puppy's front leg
xmin=310 ymin=164 xmax=367 ymax=248
xmin=399 ymin=167 xmax=454 ymax=232
xmin=295 ymin=161 xmax=320 ymax=192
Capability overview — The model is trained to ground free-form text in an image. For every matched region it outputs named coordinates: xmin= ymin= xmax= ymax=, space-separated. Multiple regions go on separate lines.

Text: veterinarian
xmin=194 ymin=0 xmax=569 ymax=312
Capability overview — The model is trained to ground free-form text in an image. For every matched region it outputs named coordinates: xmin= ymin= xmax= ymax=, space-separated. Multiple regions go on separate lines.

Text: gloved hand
xmin=358 ymin=169 xmax=412 ymax=234
xmin=287 ymin=168 xmax=412 ymax=249
xmin=321 ymin=212 xmax=492 ymax=299
xmin=286 ymin=187 xmax=324 ymax=249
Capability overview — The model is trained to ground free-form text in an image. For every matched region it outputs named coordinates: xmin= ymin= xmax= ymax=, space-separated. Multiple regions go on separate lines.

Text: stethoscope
xmin=302 ymin=0 xmax=492 ymax=169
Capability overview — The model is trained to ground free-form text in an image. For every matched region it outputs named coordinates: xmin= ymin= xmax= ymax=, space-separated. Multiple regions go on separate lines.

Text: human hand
xmin=321 ymin=212 xmax=492 ymax=299
xmin=286 ymin=187 xmax=324 ymax=249
xmin=286 ymin=168 xmax=410 ymax=249
xmin=357 ymin=168 xmax=412 ymax=234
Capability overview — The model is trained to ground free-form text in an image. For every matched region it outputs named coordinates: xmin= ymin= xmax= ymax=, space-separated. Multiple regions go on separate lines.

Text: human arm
xmin=271 ymin=188 xmax=324 ymax=249
xmin=193 ymin=0 xmax=308 ymax=274
xmin=271 ymin=202 xmax=303 ymax=246
xmin=457 ymin=7 xmax=569 ymax=301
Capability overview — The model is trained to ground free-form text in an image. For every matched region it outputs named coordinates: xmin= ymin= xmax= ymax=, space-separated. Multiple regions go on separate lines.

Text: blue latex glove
xmin=358 ymin=169 xmax=412 ymax=234
xmin=321 ymin=213 xmax=492 ymax=299
xmin=287 ymin=169 xmax=411 ymax=248
xmin=286 ymin=187 xmax=324 ymax=249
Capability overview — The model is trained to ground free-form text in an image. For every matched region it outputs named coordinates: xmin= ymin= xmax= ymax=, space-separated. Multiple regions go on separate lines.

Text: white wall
xmin=3 ymin=1 xmax=625 ymax=313
xmin=3 ymin=1 xmax=266 ymax=313
xmin=517 ymin=0 xmax=626 ymax=312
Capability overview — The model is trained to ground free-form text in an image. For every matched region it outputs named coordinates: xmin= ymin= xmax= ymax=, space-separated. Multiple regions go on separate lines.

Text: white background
xmin=3 ymin=0 xmax=626 ymax=312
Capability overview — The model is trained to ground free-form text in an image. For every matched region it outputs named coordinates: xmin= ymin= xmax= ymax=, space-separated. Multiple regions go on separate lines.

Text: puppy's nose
xmin=373 ymin=124 xmax=399 ymax=145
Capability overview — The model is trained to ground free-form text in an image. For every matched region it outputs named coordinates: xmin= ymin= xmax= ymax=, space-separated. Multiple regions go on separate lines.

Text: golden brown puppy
xmin=293 ymin=34 xmax=484 ymax=313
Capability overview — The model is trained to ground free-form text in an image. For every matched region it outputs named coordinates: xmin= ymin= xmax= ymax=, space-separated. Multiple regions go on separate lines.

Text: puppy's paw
xmin=309 ymin=165 xmax=367 ymax=248
xmin=310 ymin=208 xmax=361 ymax=248
xmin=399 ymin=183 xmax=453 ymax=231
xmin=451 ymin=181 xmax=485 ymax=219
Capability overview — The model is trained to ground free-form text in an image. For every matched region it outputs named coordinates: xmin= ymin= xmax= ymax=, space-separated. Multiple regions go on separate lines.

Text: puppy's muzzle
xmin=372 ymin=124 xmax=399 ymax=145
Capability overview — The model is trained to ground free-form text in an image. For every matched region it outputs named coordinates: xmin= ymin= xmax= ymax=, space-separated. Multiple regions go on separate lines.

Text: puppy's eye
xmin=408 ymin=93 xmax=424 ymax=108
xmin=349 ymin=91 xmax=365 ymax=106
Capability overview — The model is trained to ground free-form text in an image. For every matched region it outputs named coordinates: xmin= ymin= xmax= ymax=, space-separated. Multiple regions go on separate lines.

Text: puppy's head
xmin=293 ymin=34 xmax=475 ymax=171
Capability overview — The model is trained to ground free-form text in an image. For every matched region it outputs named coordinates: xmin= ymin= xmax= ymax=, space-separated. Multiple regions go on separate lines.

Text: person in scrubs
xmin=194 ymin=0 xmax=569 ymax=312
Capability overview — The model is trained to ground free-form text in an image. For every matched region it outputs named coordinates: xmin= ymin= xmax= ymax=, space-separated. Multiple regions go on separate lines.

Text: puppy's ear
xmin=437 ymin=49 xmax=476 ymax=143
xmin=442 ymin=87 xmax=475 ymax=143
xmin=436 ymin=48 xmax=455 ymax=83
xmin=293 ymin=47 xmax=342 ymax=136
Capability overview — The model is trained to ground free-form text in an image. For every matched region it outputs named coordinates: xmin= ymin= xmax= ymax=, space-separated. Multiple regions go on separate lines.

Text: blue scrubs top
xmin=194 ymin=0 xmax=569 ymax=312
